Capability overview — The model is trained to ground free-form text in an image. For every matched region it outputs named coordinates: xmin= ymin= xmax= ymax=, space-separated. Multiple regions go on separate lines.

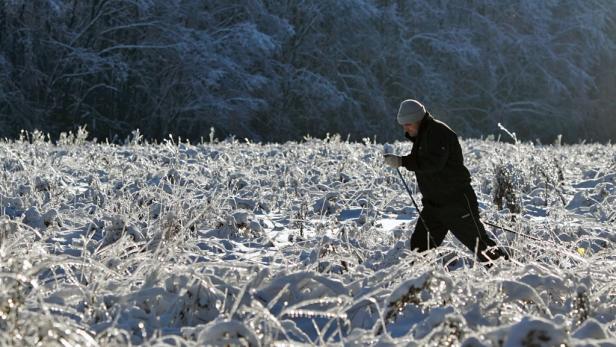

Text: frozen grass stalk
xmin=0 ymin=130 xmax=613 ymax=345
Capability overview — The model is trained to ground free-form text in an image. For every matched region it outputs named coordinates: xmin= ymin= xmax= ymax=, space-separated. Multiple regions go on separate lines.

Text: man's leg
xmin=410 ymin=206 xmax=448 ymax=252
xmin=445 ymin=190 xmax=507 ymax=263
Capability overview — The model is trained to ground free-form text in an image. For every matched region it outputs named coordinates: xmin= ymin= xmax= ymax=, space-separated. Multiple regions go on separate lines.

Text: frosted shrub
xmin=57 ymin=126 xmax=89 ymax=146
xmin=493 ymin=163 xmax=522 ymax=215
xmin=0 ymin=133 xmax=614 ymax=345
xmin=101 ymin=215 xmax=128 ymax=247
xmin=313 ymin=192 xmax=340 ymax=215
xmin=162 ymin=274 xmax=225 ymax=326
xmin=196 ymin=319 xmax=260 ymax=347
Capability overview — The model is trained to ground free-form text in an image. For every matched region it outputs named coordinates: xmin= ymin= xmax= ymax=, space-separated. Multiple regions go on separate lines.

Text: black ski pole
xmin=395 ymin=168 xmax=420 ymax=213
xmin=483 ymin=221 xmax=543 ymax=242
xmin=395 ymin=167 xmax=431 ymax=235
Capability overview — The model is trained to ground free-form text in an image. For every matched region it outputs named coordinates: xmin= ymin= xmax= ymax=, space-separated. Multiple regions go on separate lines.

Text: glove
xmin=383 ymin=154 xmax=402 ymax=168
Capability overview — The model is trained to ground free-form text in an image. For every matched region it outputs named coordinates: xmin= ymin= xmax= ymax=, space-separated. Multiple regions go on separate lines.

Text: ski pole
xmin=396 ymin=168 xmax=421 ymax=214
xmin=483 ymin=221 xmax=543 ymax=242
xmin=395 ymin=167 xmax=432 ymax=235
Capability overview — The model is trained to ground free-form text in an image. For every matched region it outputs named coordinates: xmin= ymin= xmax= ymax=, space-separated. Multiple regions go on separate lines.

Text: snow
xmin=0 ymin=136 xmax=614 ymax=345
xmin=503 ymin=316 xmax=568 ymax=347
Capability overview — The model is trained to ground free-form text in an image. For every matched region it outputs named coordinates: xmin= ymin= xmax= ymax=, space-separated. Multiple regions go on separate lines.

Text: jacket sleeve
xmin=401 ymin=129 xmax=450 ymax=173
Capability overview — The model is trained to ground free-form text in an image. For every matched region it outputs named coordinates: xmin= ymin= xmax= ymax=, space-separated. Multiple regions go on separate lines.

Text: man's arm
xmin=401 ymin=130 xmax=450 ymax=173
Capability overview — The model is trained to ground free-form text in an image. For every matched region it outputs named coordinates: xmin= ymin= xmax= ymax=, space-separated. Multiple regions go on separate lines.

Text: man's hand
xmin=383 ymin=154 xmax=402 ymax=168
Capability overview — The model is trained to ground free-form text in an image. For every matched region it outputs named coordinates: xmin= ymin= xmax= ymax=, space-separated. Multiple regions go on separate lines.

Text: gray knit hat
xmin=397 ymin=99 xmax=426 ymax=125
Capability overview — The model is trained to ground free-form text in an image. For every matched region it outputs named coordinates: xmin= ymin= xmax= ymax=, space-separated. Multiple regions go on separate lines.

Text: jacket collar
xmin=405 ymin=112 xmax=432 ymax=142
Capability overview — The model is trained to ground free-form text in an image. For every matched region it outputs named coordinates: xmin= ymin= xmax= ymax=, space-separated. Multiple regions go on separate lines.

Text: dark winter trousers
xmin=410 ymin=187 xmax=505 ymax=263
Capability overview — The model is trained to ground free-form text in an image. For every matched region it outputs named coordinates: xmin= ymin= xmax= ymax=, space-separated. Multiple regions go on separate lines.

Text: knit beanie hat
xmin=397 ymin=99 xmax=426 ymax=125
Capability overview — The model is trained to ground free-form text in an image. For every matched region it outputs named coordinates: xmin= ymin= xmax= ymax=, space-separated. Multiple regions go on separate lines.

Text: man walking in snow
xmin=384 ymin=99 xmax=506 ymax=264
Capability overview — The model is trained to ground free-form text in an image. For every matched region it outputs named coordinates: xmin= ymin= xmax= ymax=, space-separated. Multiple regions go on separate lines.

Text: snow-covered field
xmin=1 ymin=130 xmax=615 ymax=346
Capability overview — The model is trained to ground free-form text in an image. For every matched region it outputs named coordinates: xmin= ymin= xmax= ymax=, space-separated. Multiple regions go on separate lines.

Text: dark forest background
xmin=1 ymin=0 xmax=615 ymax=143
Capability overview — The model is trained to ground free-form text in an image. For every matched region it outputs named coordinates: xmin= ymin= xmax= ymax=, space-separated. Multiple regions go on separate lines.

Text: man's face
xmin=402 ymin=120 xmax=421 ymax=137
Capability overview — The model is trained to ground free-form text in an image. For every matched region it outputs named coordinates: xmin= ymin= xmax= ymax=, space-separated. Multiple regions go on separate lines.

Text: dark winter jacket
xmin=401 ymin=112 xmax=472 ymax=205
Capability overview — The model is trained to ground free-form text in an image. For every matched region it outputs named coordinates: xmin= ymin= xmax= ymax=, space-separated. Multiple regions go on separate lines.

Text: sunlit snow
xmin=0 ymin=130 xmax=615 ymax=346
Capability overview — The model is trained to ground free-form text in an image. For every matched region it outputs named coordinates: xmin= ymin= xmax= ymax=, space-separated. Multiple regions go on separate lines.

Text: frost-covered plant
xmin=493 ymin=163 xmax=522 ymax=215
xmin=0 ymin=133 xmax=614 ymax=346
xmin=58 ymin=126 xmax=89 ymax=146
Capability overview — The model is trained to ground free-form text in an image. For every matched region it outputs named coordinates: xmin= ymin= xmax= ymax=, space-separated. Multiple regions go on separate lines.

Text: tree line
xmin=1 ymin=0 xmax=615 ymax=143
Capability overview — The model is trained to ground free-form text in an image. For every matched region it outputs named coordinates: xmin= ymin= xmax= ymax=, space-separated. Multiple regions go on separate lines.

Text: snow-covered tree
xmin=0 ymin=0 xmax=614 ymax=142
